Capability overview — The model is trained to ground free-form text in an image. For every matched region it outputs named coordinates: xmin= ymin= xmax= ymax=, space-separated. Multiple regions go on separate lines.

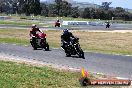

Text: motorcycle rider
xmin=29 ymin=24 xmax=43 ymax=49
xmin=61 ymin=29 xmax=75 ymax=55
xmin=57 ymin=19 xmax=60 ymax=23
xmin=29 ymin=24 xmax=42 ymax=37
xmin=106 ymin=21 xmax=110 ymax=28
xmin=55 ymin=19 xmax=60 ymax=27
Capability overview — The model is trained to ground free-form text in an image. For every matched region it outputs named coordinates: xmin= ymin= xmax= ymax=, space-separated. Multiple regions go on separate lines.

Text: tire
xmin=66 ymin=53 xmax=71 ymax=57
xmin=31 ymin=42 xmax=37 ymax=50
xmin=45 ymin=43 xmax=49 ymax=51
xmin=58 ymin=24 xmax=60 ymax=27
xmin=79 ymin=51 xmax=85 ymax=59
xmin=30 ymin=38 xmax=37 ymax=50
xmin=75 ymin=46 xmax=85 ymax=59
xmin=77 ymin=48 xmax=85 ymax=59
xmin=65 ymin=47 xmax=71 ymax=57
xmin=33 ymin=47 xmax=37 ymax=50
xmin=32 ymin=43 xmax=37 ymax=50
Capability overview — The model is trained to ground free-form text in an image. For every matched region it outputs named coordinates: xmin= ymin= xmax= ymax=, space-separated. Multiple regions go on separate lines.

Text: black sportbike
xmin=63 ymin=37 xmax=85 ymax=59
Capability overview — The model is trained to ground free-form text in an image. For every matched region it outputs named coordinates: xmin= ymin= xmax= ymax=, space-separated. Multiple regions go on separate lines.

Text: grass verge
xmin=1 ymin=29 xmax=132 ymax=55
xmin=0 ymin=20 xmax=35 ymax=26
xmin=0 ymin=60 xmax=83 ymax=88
xmin=0 ymin=20 xmax=51 ymax=27
xmin=0 ymin=59 xmax=122 ymax=88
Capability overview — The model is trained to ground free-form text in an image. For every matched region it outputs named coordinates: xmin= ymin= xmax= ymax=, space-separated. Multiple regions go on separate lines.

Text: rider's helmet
xmin=63 ymin=29 xmax=69 ymax=34
xmin=32 ymin=24 xmax=36 ymax=28
xmin=57 ymin=19 xmax=59 ymax=22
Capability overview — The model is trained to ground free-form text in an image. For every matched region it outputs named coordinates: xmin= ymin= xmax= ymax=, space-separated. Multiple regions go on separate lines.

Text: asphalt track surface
xmin=0 ymin=24 xmax=132 ymax=30
xmin=0 ymin=24 xmax=132 ymax=79
xmin=0 ymin=44 xmax=132 ymax=79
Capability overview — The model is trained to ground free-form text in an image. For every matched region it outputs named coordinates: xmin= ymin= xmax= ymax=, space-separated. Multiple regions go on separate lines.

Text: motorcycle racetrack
xmin=0 ymin=24 xmax=132 ymax=79
xmin=0 ymin=43 xmax=132 ymax=79
xmin=0 ymin=23 xmax=132 ymax=31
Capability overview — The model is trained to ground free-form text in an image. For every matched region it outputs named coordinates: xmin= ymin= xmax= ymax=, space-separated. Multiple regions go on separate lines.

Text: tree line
xmin=0 ymin=0 xmax=132 ymax=20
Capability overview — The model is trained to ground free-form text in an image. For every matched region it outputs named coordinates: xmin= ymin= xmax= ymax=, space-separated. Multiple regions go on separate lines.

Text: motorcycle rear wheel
xmin=45 ymin=43 xmax=49 ymax=51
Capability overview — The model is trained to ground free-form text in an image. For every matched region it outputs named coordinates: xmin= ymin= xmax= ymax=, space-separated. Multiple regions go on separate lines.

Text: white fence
xmin=0 ymin=16 xmax=11 ymax=20
xmin=62 ymin=21 xmax=104 ymax=26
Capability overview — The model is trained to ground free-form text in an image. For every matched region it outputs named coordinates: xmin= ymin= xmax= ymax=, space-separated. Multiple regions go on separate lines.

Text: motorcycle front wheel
xmin=75 ymin=46 xmax=85 ymax=59
xmin=30 ymin=40 xmax=37 ymax=50
xmin=78 ymin=50 xmax=85 ymax=59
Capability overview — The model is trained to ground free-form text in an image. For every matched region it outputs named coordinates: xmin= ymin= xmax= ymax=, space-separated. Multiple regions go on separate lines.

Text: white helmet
xmin=32 ymin=24 xmax=36 ymax=27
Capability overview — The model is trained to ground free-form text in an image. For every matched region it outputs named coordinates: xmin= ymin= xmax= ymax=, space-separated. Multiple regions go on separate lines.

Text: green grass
xmin=0 ymin=60 xmax=84 ymax=88
xmin=0 ymin=20 xmax=45 ymax=26
xmin=84 ymin=47 xmax=132 ymax=55
xmin=0 ymin=37 xmax=60 ymax=48
xmin=0 ymin=20 xmax=32 ymax=26
xmin=0 ymin=38 xmax=29 ymax=45
xmin=0 ymin=60 xmax=122 ymax=88
xmin=1 ymin=29 xmax=132 ymax=55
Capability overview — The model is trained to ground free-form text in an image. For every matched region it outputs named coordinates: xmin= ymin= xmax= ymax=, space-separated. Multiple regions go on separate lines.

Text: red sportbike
xmin=55 ymin=22 xmax=60 ymax=27
xmin=30 ymin=31 xmax=49 ymax=51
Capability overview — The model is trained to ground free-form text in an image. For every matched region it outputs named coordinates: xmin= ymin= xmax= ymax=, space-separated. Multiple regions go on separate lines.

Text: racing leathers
xmin=61 ymin=32 xmax=75 ymax=53
xmin=29 ymin=27 xmax=42 ymax=47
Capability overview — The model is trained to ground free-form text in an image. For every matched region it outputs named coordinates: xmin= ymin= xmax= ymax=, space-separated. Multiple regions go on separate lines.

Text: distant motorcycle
xmin=30 ymin=31 xmax=49 ymax=51
xmin=55 ymin=22 xmax=60 ymax=27
xmin=64 ymin=37 xmax=85 ymax=59
xmin=106 ymin=22 xmax=110 ymax=28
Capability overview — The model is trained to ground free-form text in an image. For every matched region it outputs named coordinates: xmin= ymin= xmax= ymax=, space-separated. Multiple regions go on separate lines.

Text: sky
xmin=40 ymin=0 xmax=132 ymax=9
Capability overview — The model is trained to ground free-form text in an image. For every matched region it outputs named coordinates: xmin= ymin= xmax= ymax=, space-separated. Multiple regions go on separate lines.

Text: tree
xmin=70 ymin=7 xmax=79 ymax=18
xmin=48 ymin=4 xmax=57 ymax=16
xmin=15 ymin=0 xmax=41 ymax=15
xmin=41 ymin=3 xmax=48 ymax=16
xmin=55 ymin=0 xmax=62 ymax=16
xmin=22 ymin=3 xmax=30 ymax=16
xmin=82 ymin=7 xmax=91 ymax=18
xmin=114 ymin=7 xmax=126 ymax=20
xmin=115 ymin=7 xmax=125 ymax=13
xmin=29 ymin=0 xmax=41 ymax=15
xmin=12 ymin=2 xmax=19 ymax=14
xmin=101 ymin=2 xmax=112 ymax=10
xmin=0 ymin=0 xmax=11 ymax=13
xmin=47 ymin=0 xmax=72 ymax=17
xmin=60 ymin=1 xmax=72 ymax=17
xmin=90 ymin=8 xmax=96 ymax=19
